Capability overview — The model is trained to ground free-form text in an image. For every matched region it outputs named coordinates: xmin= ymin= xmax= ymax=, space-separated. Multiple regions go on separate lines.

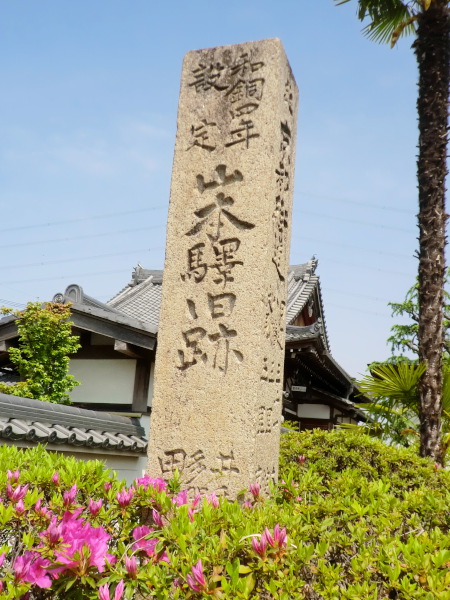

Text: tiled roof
xmin=0 ymin=393 xmax=148 ymax=453
xmin=107 ymin=261 xmax=327 ymax=337
xmin=107 ymin=274 xmax=163 ymax=329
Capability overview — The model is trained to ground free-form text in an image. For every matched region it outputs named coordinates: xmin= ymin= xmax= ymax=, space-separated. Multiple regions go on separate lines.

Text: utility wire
xmin=299 ymin=190 xmax=411 ymax=214
xmin=0 ymin=225 xmax=162 ymax=250
xmin=0 ymin=247 xmax=163 ymax=271
xmin=0 ymin=206 xmax=165 ymax=234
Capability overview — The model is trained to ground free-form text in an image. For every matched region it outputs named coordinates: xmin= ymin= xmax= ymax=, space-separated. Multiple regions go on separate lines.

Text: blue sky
xmin=1 ymin=1 xmax=423 ymax=377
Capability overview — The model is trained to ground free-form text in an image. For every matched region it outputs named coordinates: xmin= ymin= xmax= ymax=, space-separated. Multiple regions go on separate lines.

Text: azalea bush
xmin=1 ymin=431 xmax=450 ymax=599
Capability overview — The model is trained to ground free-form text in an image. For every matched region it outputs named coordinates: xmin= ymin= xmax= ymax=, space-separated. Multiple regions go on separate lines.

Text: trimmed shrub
xmin=0 ymin=431 xmax=450 ymax=599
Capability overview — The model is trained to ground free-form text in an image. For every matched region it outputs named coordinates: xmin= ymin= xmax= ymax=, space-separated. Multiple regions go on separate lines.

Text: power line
xmin=300 ymin=209 xmax=413 ymax=233
xmin=299 ymin=190 xmax=411 ymax=214
xmin=0 ymin=206 xmax=165 ymax=234
xmin=300 ymin=234 xmax=416 ymax=261
xmin=0 ymin=247 xmax=164 ymax=271
xmin=0 ymin=225 xmax=163 ymax=250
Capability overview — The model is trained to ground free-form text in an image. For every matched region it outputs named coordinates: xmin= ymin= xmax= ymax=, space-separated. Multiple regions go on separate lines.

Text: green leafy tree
xmin=335 ymin=0 xmax=450 ymax=463
xmin=0 ymin=302 xmax=81 ymax=404
xmin=386 ymin=272 xmax=450 ymax=362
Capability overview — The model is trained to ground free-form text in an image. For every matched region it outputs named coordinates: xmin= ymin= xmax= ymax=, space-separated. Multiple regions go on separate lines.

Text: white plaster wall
xmin=146 ymin=362 xmax=155 ymax=408
xmin=297 ymin=403 xmax=330 ymax=419
xmin=69 ymin=359 xmax=136 ymax=404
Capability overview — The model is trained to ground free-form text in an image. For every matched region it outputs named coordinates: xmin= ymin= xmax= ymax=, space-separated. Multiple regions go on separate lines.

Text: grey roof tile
xmin=0 ymin=393 xmax=147 ymax=454
xmin=106 ymin=261 xmax=327 ymax=340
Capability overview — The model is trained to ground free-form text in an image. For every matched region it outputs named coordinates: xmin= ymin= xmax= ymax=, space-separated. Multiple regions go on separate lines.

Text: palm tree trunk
xmin=415 ymin=0 xmax=450 ymax=463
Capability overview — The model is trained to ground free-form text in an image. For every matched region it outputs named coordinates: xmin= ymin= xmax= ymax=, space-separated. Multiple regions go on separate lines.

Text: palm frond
xmin=357 ymin=362 xmax=426 ymax=407
xmin=441 ymin=367 xmax=450 ymax=414
xmin=334 ymin=0 xmax=418 ymax=45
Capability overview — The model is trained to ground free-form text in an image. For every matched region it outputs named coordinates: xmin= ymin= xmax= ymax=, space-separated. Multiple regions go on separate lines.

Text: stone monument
xmin=147 ymin=38 xmax=298 ymax=499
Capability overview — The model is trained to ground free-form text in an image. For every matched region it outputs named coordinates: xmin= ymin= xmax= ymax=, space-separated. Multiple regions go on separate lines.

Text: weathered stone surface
xmin=147 ymin=38 xmax=298 ymax=499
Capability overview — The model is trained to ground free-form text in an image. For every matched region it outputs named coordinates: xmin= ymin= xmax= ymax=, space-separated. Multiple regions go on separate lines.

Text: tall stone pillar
xmin=147 ymin=38 xmax=298 ymax=499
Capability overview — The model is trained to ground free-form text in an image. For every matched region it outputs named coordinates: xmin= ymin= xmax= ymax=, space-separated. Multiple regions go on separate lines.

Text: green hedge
xmin=0 ymin=430 xmax=449 ymax=599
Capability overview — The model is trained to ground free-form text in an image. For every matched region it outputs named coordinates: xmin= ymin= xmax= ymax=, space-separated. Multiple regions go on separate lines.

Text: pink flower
xmin=186 ymin=559 xmax=207 ymax=592
xmin=34 ymin=498 xmax=49 ymax=517
xmin=52 ymin=511 xmax=113 ymax=574
xmin=298 ymin=455 xmax=306 ymax=465
xmin=51 ymin=472 xmax=60 ymax=485
xmin=132 ymin=525 xmax=156 ymax=555
xmin=15 ymin=499 xmax=25 ymax=515
xmin=88 ymin=498 xmax=103 ymax=516
xmin=188 ymin=507 xmax=195 ymax=522
xmin=132 ymin=526 xmax=169 ymax=563
xmin=7 ymin=469 xmax=20 ymax=483
xmin=0 ymin=581 xmax=3 ymax=593
xmin=116 ymin=487 xmax=134 ymax=508
xmin=0 ymin=552 xmax=6 ymax=568
xmin=13 ymin=551 xmax=52 ymax=588
xmin=173 ymin=489 xmax=188 ymax=506
xmin=63 ymin=484 xmax=77 ymax=507
xmin=99 ymin=584 xmax=110 ymax=600
xmin=273 ymin=523 xmax=287 ymax=547
xmin=207 ymin=492 xmax=219 ymax=508
xmin=42 ymin=519 xmax=63 ymax=546
xmin=192 ymin=493 xmax=202 ymax=508
xmin=249 ymin=481 xmax=260 ymax=499
xmin=251 ymin=535 xmax=267 ymax=558
xmin=104 ymin=481 xmax=112 ymax=491
xmin=243 ymin=501 xmax=253 ymax=509
xmin=99 ymin=581 xmax=124 ymax=600
xmin=125 ymin=555 xmax=138 ymax=578
xmin=152 ymin=509 xmax=163 ymax=528
xmin=6 ymin=483 xmax=28 ymax=502
xmin=135 ymin=475 xmax=167 ymax=492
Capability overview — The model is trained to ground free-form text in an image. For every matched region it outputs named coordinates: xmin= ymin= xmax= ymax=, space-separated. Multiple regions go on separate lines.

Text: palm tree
xmin=355 ymin=362 xmax=450 ymax=462
xmin=335 ymin=0 xmax=450 ymax=463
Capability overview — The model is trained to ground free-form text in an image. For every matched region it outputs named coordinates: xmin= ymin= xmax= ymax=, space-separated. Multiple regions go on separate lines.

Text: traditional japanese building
xmin=0 ymin=259 xmax=366 ymax=450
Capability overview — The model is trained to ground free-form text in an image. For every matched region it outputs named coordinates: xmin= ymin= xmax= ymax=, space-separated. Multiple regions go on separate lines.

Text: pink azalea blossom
xmin=116 ymin=487 xmax=135 ymax=508
xmin=104 ymin=481 xmax=112 ymax=491
xmin=7 ymin=469 xmax=20 ymax=483
xmin=207 ymin=492 xmax=219 ymax=508
xmin=99 ymin=581 xmax=124 ymax=600
xmin=13 ymin=551 xmax=52 ymax=588
xmin=0 ymin=552 xmax=5 ymax=568
xmin=132 ymin=526 xmax=169 ymax=563
xmin=0 ymin=581 xmax=3 ymax=593
xmin=6 ymin=483 xmax=28 ymax=503
xmin=188 ymin=507 xmax=195 ymax=522
xmin=273 ymin=523 xmax=287 ymax=548
xmin=252 ymin=535 xmax=267 ymax=558
xmin=125 ymin=555 xmax=138 ymax=578
xmin=51 ymin=472 xmax=60 ymax=485
xmin=249 ymin=481 xmax=260 ymax=499
xmin=52 ymin=511 xmax=113 ymax=574
xmin=152 ymin=508 xmax=164 ymax=528
xmin=132 ymin=525 xmax=157 ymax=555
xmin=186 ymin=559 xmax=207 ymax=592
xmin=88 ymin=498 xmax=103 ymax=516
xmin=34 ymin=498 xmax=51 ymax=519
xmin=15 ymin=498 xmax=25 ymax=515
xmin=243 ymin=501 xmax=254 ymax=509
xmin=135 ymin=475 xmax=167 ymax=492
xmin=192 ymin=492 xmax=202 ymax=508
xmin=63 ymin=484 xmax=77 ymax=507
xmin=172 ymin=489 xmax=188 ymax=506
xmin=42 ymin=519 xmax=63 ymax=546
